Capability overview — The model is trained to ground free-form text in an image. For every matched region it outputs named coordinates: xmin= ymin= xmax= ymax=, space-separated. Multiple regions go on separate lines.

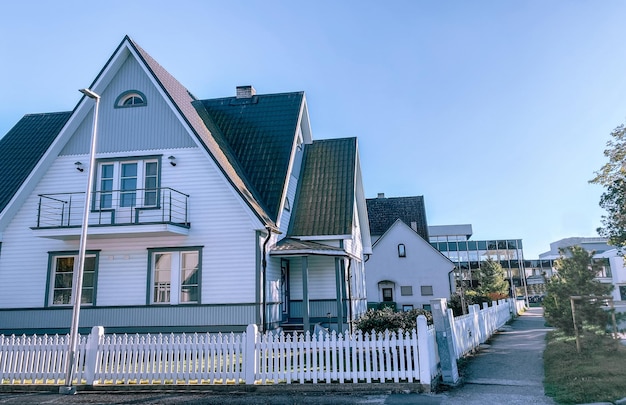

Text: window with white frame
xmin=96 ymin=157 xmax=160 ymax=209
xmin=47 ymin=252 xmax=98 ymax=306
xmin=149 ymin=248 xmax=201 ymax=304
xmin=115 ymin=90 xmax=147 ymax=108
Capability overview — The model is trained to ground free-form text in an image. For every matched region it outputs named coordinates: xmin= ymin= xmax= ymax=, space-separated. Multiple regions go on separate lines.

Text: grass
xmin=544 ymin=330 xmax=626 ymax=404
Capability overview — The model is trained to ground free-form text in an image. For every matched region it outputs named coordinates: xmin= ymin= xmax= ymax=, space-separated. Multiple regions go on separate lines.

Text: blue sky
xmin=2 ymin=1 xmax=626 ymax=258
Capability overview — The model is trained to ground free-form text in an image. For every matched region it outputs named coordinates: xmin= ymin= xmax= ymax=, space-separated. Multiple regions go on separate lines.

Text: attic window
xmin=398 ymin=244 xmax=406 ymax=257
xmin=115 ymin=90 xmax=147 ymax=108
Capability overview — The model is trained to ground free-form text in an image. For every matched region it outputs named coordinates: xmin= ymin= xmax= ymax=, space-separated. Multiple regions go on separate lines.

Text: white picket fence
xmin=450 ymin=299 xmax=517 ymax=359
xmin=0 ymin=299 xmax=521 ymax=387
xmin=0 ymin=316 xmax=438 ymax=387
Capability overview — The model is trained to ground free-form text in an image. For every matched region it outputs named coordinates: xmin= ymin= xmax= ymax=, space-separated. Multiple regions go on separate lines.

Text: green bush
xmin=355 ymin=306 xmax=432 ymax=334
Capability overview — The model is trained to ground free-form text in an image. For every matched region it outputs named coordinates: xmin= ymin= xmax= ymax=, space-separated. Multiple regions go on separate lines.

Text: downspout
xmin=346 ymin=259 xmax=353 ymax=334
xmin=261 ymin=226 xmax=280 ymax=333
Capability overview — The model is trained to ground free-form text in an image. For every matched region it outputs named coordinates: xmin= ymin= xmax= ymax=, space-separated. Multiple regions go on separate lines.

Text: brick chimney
xmin=236 ymin=85 xmax=256 ymax=99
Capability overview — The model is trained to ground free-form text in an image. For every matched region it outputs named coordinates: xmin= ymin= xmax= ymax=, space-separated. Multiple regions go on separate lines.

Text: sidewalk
xmin=438 ymin=306 xmax=556 ymax=404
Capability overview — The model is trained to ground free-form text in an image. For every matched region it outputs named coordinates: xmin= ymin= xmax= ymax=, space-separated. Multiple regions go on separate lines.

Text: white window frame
xmin=95 ymin=157 xmax=160 ymax=210
xmin=148 ymin=247 xmax=201 ymax=305
xmin=47 ymin=251 xmax=98 ymax=307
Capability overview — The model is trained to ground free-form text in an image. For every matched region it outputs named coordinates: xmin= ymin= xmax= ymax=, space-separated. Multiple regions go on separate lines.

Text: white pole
xmin=60 ymin=89 xmax=100 ymax=395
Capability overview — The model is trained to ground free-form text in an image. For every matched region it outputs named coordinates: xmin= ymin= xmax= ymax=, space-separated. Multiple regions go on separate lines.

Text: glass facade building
xmin=429 ymin=237 xmax=526 ymax=297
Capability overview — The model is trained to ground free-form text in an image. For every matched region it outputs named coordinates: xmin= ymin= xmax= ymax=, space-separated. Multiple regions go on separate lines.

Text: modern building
xmin=428 ymin=225 xmax=527 ymax=298
xmin=526 ymin=237 xmax=615 ymax=299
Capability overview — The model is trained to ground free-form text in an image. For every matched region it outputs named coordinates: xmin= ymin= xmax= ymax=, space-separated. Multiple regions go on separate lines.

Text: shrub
xmin=355 ymin=307 xmax=432 ymax=334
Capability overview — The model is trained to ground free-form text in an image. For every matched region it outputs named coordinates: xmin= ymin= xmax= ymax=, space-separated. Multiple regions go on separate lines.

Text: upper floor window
xmin=398 ymin=243 xmax=406 ymax=257
xmin=115 ymin=90 xmax=147 ymax=108
xmin=96 ymin=157 xmax=160 ymax=210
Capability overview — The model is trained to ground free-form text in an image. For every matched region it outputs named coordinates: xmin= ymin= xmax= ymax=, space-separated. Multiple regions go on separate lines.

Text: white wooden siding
xmin=288 ymin=256 xmax=337 ymax=300
xmin=0 ymin=147 xmax=262 ymax=309
xmin=61 ymin=55 xmax=195 ymax=156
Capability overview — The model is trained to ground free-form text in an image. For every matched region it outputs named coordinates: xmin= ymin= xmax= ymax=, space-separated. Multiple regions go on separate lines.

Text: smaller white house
xmin=365 ymin=219 xmax=455 ymax=311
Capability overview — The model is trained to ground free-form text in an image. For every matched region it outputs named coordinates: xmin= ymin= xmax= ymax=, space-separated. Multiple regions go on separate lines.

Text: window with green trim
xmin=149 ymin=248 xmax=201 ymax=305
xmin=47 ymin=252 xmax=98 ymax=306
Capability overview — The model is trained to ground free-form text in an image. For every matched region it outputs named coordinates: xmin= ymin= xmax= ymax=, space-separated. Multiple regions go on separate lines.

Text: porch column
xmin=334 ymin=257 xmax=345 ymax=333
xmin=302 ymin=256 xmax=310 ymax=333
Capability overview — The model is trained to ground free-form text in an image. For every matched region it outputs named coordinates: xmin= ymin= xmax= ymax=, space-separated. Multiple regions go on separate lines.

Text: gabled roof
xmin=372 ymin=218 xmax=454 ymax=265
xmin=0 ymin=112 xmax=71 ymax=212
xmin=366 ymin=195 xmax=429 ymax=240
xmin=195 ymin=92 xmax=303 ymax=222
xmin=288 ymin=138 xmax=356 ymax=237
xmin=124 ymin=37 xmax=275 ymax=227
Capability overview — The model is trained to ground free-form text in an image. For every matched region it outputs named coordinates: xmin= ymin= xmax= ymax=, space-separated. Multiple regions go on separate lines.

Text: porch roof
xmin=270 ymin=237 xmax=353 ymax=258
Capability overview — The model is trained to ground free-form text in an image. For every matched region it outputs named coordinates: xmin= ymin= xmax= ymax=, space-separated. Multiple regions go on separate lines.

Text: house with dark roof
xmin=365 ymin=194 xmax=454 ymax=310
xmin=0 ymin=36 xmax=371 ymax=335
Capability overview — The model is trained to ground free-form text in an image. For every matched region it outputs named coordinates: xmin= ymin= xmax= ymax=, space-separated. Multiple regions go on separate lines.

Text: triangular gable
xmin=0 ymin=36 xmax=277 ymax=230
xmin=373 ymin=219 xmax=454 ymax=265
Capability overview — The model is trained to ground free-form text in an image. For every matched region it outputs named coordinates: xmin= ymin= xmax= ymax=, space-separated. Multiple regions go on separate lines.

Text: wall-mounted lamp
xmin=75 ymin=161 xmax=84 ymax=172
xmin=168 ymin=155 xmax=177 ymax=166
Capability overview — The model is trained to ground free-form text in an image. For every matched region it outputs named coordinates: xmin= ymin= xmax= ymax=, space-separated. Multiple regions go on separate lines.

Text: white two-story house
xmin=0 ymin=36 xmax=371 ymax=335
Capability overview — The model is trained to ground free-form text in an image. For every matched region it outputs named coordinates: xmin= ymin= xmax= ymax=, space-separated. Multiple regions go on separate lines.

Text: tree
xmin=476 ymin=258 xmax=510 ymax=300
xmin=543 ymin=246 xmax=613 ymax=335
xmin=590 ymin=123 xmax=626 ymax=248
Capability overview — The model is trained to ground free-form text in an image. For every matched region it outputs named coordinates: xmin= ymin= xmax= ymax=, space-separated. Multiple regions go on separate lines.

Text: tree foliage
xmin=590 ymin=123 xmax=626 ymax=248
xmin=543 ymin=246 xmax=613 ymax=335
xmin=355 ymin=307 xmax=432 ymax=334
xmin=476 ymin=258 xmax=510 ymax=299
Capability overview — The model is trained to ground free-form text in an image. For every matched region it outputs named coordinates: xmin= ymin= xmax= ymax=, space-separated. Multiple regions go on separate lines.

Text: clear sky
xmin=2 ymin=1 xmax=626 ymax=258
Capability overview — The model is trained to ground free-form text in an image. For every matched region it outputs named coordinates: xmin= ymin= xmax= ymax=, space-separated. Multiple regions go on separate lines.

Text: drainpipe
xmin=346 ymin=258 xmax=353 ymax=334
xmin=261 ymin=226 xmax=280 ymax=333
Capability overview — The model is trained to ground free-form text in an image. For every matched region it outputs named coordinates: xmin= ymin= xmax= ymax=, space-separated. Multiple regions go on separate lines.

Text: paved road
xmin=0 ymin=308 xmax=555 ymax=404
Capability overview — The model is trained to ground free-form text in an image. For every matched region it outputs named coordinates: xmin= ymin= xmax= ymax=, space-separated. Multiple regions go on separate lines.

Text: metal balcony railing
xmin=35 ymin=187 xmax=189 ymax=228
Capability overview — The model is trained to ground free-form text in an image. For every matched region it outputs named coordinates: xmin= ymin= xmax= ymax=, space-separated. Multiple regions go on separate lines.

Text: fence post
xmin=469 ymin=304 xmax=480 ymax=348
xmin=430 ymin=298 xmax=459 ymax=385
xmin=416 ymin=315 xmax=432 ymax=390
xmin=245 ymin=324 xmax=258 ymax=385
xmin=84 ymin=326 xmax=104 ymax=385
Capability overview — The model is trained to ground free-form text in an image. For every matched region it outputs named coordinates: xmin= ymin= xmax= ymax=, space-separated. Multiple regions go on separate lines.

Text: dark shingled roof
xmin=127 ymin=37 xmax=274 ymax=226
xmin=195 ymin=93 xmax=303 ymax=222
xmin=0 ymin=112 xmax=71 ymax=212
xmin=366 ymin=195 xmax=429 ymax=240
xmin=288 ymin=138 xmax=356 ymax=237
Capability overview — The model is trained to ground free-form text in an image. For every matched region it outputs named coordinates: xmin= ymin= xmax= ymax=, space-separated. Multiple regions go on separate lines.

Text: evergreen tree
xmin=543 ymin=246 xmax=613 ymax=335
xmin=476 ymin=258 xmax=510 ymax=300
xmin=590 ymin=123 xmax=626 ymax=248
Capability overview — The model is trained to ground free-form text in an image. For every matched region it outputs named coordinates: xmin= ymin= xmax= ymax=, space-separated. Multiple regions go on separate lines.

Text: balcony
xmin=32 ymin=187 xmax=190 ymax=240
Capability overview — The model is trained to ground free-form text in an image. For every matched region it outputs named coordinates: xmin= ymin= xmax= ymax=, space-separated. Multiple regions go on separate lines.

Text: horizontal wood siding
xmin=288 ymin=256 xmax=337 ymax=300
xmin=0 ymin=305 xmax=257 ymax=334
xmin=288 ymin=300 xmax=340 ymax=318
xmin=61 ymin=55 xmax=195 ymax=156
xmin=0 ymin=141 xmax=261 ymax=316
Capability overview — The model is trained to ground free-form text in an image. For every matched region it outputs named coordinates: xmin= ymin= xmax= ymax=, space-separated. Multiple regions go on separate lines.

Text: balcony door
xmin=96 ymin=158 xmax=159 ymax=224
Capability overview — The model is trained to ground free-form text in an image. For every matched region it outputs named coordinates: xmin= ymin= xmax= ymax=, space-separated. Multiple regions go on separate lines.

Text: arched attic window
xmin=115 ymin=90 xmax=147 ymax=108
xmin=398 ymin=243 xmax=406 ymax=257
